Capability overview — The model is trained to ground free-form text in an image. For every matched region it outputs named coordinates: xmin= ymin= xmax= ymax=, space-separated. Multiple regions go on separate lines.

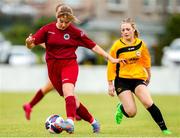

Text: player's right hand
xmin=25 ymin=34 xmax=35 ymax=49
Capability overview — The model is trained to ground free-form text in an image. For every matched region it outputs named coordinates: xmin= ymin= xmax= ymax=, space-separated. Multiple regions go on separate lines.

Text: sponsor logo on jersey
xmin=128 ymin=47 xmax=135 ymax=50
xmin=62 ymin=78 xmax=69 ymax=82
xmin=64 ymin=34 xmax=70 ymax=40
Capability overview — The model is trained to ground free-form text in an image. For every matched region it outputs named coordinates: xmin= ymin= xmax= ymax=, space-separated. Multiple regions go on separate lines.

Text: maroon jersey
xmin=33 ymin=22 xmax=96 ymax=60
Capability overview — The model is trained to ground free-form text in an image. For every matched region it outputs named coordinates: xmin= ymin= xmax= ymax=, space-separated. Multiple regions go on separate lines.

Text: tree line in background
xmin=1 ymin=15 xmax=55 ymax=64
xmin=155 ymin=14 xmax=180 ymax=65
xmin=1 ymin=14 xmax=180 ymax=65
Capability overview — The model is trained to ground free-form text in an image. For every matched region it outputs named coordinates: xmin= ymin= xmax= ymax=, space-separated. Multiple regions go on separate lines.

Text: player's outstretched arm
xmin=92 ymin=44 xmax=119 ymax=64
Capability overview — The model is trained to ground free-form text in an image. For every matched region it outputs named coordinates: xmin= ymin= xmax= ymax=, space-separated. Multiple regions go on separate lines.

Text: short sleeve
xmin=33 ymin=26 xmax=47 ymax=45
xmin=141 ymin=42 xmax=151 ymax=68
xmin=77 ymin=30 xmax=96 ymax=49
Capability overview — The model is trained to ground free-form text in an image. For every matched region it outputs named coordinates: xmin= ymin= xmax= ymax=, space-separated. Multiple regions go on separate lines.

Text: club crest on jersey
xmin=64 ymin=33 xmax=70 ymax=40
xmin=136 ymin=51 xmax=141 ymax=57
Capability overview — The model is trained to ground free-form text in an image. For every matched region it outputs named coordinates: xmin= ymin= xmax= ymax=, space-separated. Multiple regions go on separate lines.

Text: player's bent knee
xmin=126 ymin=110 xmax=136 ymax=117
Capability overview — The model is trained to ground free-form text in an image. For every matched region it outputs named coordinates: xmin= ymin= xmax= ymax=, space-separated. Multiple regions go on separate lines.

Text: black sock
xmin=147 ymin=103 xmax=167 ymax=131
xmin=120 ymin=104 xmax=129 ymax=117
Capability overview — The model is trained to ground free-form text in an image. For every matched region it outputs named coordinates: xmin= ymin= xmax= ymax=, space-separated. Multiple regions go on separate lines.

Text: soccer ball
xmin=45 ymin=114 xmax=64 ymax=134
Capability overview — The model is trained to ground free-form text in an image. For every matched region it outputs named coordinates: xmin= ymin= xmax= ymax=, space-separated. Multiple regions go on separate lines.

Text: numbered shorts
xmin=114 ymin=77 xmax=147 ymax=95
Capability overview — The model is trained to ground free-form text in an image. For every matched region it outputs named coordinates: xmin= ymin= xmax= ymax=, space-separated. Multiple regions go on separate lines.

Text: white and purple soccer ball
xmin=45 ymin=114 xmax=64 ymax=134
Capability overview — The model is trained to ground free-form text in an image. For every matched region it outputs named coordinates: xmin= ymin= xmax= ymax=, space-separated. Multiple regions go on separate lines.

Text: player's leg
xmin=41 ymin=79 xmax=54 ymax=94
xmin=23 ymin=80 xmax=54 ymax=120
xmin=116 ymin=91 xmax=137 ymax=124
xmin=75 ymin=113 xmax=82 ymax=121
xmin=114 ymin=77 xmax=137 ymax=124
xmin=54 ymin=61 xmax=78 ymax=134
xmin=54 ymin=83 xmax=76 ymax=134
xmin=74 ymin=94 xmax=100 ymax=133
xmin=73 ymin=94 xmax=82 ymax=121
xmin=55 ymin=85 xmax=100 ymax=133
xmin=135 ymin=85 xmax=172 ymax=134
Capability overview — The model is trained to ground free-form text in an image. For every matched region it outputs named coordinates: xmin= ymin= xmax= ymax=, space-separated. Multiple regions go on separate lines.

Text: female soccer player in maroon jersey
xmin=25 ymin=4 xmax=119 ymax=134
xmin=23 ymin=43 xmax=81 ymax=121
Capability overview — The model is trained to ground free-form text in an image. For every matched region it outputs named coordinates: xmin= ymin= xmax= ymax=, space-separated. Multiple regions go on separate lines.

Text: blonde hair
xmin=121 ymin=18 xmax=139 ymax=38
xmin=56 ymin=3 xmax=65 ymax=12
xmin=56 ymin=4 xmax=80 ymax=23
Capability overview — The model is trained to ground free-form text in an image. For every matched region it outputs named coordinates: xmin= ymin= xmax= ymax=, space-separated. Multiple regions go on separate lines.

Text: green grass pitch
xmin=0 ymin=92 xmax=180 ymax=137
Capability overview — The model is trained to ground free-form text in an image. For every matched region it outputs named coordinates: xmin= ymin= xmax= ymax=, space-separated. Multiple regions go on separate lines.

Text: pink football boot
xmin=23 ymin=103 xmax=32 ymax=120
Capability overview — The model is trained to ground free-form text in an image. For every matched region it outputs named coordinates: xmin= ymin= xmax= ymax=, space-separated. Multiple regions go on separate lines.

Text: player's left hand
xmin=108 ymin=85 xmax=115 ymax=97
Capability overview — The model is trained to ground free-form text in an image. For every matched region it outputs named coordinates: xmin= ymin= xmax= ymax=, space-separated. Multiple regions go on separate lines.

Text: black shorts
xmin=114 ymin=77 xmax=147 ymax=95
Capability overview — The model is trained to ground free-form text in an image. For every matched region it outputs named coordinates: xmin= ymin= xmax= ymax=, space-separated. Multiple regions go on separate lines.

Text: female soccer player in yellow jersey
xmin=107 ymin=18 xmax=171 ymax=135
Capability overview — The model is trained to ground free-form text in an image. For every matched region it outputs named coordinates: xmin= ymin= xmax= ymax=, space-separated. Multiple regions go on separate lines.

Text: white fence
xmin=0 ymin=65 xmax=180 ymax=94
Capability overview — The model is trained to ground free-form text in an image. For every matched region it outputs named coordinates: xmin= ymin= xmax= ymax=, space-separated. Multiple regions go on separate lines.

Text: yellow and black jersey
xmin=107 ymin=38 xmax=151 ymax=81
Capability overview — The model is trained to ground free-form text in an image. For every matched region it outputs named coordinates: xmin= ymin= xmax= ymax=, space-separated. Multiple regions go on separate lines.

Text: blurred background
xmin=0 ymin=0 xmax=180 ymax=94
